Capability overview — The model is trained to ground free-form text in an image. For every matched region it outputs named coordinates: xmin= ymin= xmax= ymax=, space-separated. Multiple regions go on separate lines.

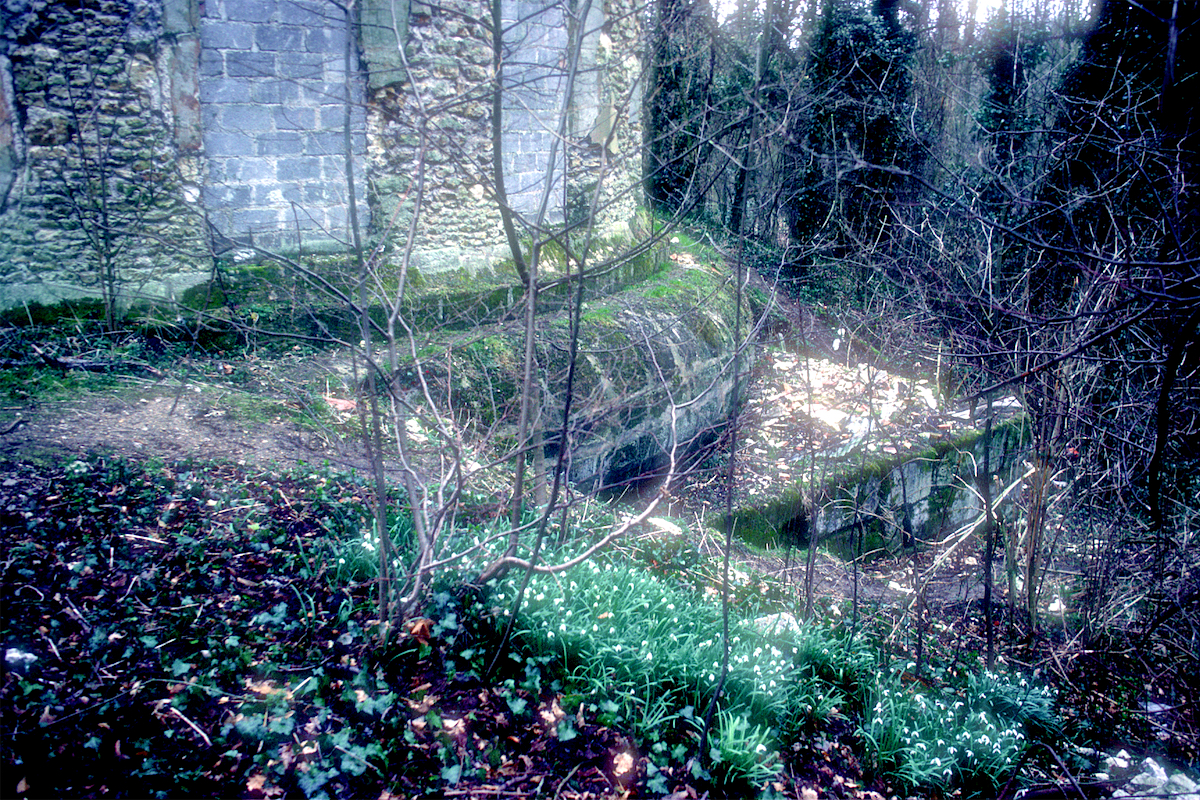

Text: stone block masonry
xmin=0 ymin=0 xmax=644 ymax=309
xmin=199 ymin=0 xmax=369 ymax=249
xmin=499 ymin=0 xmax=566 ymax=220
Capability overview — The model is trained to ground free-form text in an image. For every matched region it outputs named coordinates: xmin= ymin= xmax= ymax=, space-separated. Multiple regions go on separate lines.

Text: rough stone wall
xmin=362 ymin=0 xmax=644 ymax=282
xmin=198 ymin=0 xmax=369 ymax=249
xmin=566 ymin=0 xmax=642 ymax=237
xmin=0 ymin=0 xmax=207 ymax=309
xmin=363 ymin=0 xmax=502 ymax=276
xmin=0 ymin=0 xmax=644 ymax=309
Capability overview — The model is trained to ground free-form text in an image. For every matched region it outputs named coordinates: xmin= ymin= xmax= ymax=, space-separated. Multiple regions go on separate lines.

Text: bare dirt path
xmin=0 ymin=384 xmax=348 ymax=469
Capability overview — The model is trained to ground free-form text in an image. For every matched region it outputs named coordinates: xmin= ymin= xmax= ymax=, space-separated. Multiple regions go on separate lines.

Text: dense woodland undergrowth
xmin=0 ymin=310 xmax=1196 ymax=799
xmin=0 ymin=428 xmax=1067 ymax=798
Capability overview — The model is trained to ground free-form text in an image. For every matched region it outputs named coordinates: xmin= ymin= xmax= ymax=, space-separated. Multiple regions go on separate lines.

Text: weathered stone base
xmin=731 ymin=418 xmax=1030 ymax=554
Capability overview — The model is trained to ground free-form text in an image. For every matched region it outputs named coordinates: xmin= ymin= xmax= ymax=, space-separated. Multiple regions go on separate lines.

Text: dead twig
xmin=169 ymin=704 xmax=213 ymax=747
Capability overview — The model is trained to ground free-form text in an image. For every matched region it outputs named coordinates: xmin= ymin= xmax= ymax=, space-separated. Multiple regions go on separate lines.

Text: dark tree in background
xmin=779 ymin=0 xmax=923 ymax=297
xmin=645 ymin=0 xmax=719 ymax=213
xmin=642 ymin=0 xmax=1198 ymax=734
xmin=1031 ymin=0 xmax=1199 ymax=531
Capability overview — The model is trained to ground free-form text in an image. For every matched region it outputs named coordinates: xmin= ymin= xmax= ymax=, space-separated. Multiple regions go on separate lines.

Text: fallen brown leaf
xmin=325 ymin=396 xmax=356 ymax=412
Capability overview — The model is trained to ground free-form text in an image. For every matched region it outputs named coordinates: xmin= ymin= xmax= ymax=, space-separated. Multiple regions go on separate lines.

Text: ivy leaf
xmin=441 ymin=762 xmax=462 ymax=784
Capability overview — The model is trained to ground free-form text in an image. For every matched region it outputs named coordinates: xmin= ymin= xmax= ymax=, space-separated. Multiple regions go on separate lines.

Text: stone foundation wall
xmin=361 ymin=0 xmax=645 ymax=282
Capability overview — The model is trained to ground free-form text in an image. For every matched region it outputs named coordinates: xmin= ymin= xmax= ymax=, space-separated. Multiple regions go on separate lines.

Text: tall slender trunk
xmin=979 ymin=397 xmax=996 ymax=670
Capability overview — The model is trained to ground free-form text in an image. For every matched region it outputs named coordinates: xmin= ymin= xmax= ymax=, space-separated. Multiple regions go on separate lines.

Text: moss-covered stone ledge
xmin=172 ymin=227 xmax=746 ymax=491
xmin=433 ymin=255 xmax=749 ymax=491
xmin=729 ymin=416 xmax=1030 ymax=555
xmin=185 ymin=224 xmax=671 ymax=335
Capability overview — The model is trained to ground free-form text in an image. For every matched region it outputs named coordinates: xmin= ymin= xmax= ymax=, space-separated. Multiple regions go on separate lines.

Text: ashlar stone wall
xmin=198 ymin=0 xmax=369 ymax=249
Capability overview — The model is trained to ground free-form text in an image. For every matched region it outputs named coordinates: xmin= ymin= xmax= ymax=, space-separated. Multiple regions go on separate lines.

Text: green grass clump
xmin=492 ymin=544 xmax=865 ymax=792
xmin=860 ymin=665 xmax=1060 ymax=797
xmin=477 ymin=515 xmax=1062 ymax=797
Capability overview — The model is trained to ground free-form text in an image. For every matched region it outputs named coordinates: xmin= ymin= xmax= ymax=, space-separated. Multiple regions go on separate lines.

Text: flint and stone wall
xmin=0 ymin=0 xmax=643 ymax=309
xmin=363 ymin=0 xmax=643 ymax=279
xmin=0 ymin=0 xmax=208 ymax=308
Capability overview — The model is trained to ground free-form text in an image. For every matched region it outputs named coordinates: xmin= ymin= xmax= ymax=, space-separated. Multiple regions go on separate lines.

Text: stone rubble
xmin=1084 ymin=749 xmax=1200 ymax=800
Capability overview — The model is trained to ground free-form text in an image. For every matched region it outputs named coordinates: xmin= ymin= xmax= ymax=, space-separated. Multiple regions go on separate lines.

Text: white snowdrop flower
xmin=755 ymin=743 xmax=768 ymax=754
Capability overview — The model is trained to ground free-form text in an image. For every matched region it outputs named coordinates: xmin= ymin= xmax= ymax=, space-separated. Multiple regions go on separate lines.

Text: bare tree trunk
xmin=491 ymin=0 xmax=528 ymax=286
xmin=979 ymin=397 xmax=997 ymax=670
